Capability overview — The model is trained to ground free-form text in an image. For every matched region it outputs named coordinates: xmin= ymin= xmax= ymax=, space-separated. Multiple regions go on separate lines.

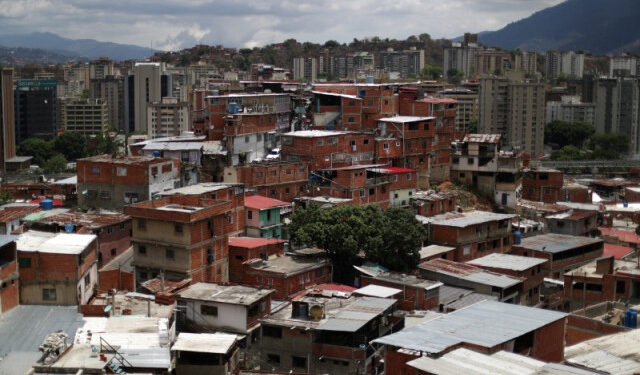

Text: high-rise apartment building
xmin=479 ymin=73 xmax=545 ymax=156
xmin=443 ymin=34 xmax=480 ymax=78
xmin=545 ymin=95 xmax=595 ymax=126
xmin=89 ymin=58 xmax=115 ymax=80
xmin=147 ymin=97 xmax=190 ymax=138
xmin=514 ymin=51 xmax=538 ymax=76
xmin=59 ymin=97 xmax=109 ymax=135
xmin=610 ymin=55 xmax=638 ymax=77
xmin=14 ymin=79 xmax=58 ymax=143
xmin=133 ymin=62 xmax=164 ymax=133
xmin=90 ymin=75 xmax=125 ymax=131
xmin=546 ymin=51 xmax=584 ymax=79
xmin=380 ymin=48 xmax=425 ymax=78
xmin=594 ymin=77 xmax=640 ymax=156
xmin=292 ymin=57 xmax=317 ymax=81
xmin=0 ymin=68 xmax=16 ymax=172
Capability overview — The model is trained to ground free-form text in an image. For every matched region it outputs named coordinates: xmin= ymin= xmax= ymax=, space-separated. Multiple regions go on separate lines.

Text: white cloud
xmin=0 ymin=0 xmax=565 ymax=49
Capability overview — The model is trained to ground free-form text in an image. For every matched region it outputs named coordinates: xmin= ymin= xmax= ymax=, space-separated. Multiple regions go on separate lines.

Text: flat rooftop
xmin=247 ymin=255 xmax=328 ymax=276
xmin=354 ymin=284 xmax=401 ymax=298
xmin=517 ymin=233 xmax=603 ymax=254
xmin=178 ymin=282 xmax=273 ymax=306
xmin=467 ymin=253 xmax=547 ymax=272
xmin=354 ymin=265 xmax=442 ymax=290
xmin=373 ymin=300 xmax=567 ymax=354
xmin=417 ymin=211 xmax=515 ymax=228
xmin=17 ymin=231 xmax=96 ymax=255
xmin=565 ymin=259 xmax=640 ymax=278
xmin=157 ymin=182 xmax=239 ymax=196
xmin=172 ymin=332 xmax=237 ymax=354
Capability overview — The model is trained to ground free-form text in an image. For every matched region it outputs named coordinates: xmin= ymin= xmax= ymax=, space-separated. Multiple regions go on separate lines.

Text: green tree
xmin=0 ymin=191 xmax=13 ymax=205
xmin=54 ymin=131 xmax=88 ymax=161
xmin=421 ymin=64 xmax=442 ymax=80
xmin=289 ymin=204 xmax=425 ymax=283
xmin=91 ymin=133 xmax=123 ymax=156
xmin=544 ymin=121 xmax=595 ymax=148
xmin=446 ymin=69 xmax=464 ymax=84
xmin=466 ymin=119 xmax=478 ymax=134
xmin=17 ymin=137 xmax=55 ymax=166
xmin=590 ymin=133 xmax=629 ymax=160
xmin=43 ymin=154 xmax=67 ymax=173
xmin=551 ymin=145 xmax=584 ymax=161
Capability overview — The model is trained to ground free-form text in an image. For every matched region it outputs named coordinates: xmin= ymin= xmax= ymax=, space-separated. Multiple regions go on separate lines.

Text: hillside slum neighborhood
xmin=0 ymin=79 xmax=639 ymax=375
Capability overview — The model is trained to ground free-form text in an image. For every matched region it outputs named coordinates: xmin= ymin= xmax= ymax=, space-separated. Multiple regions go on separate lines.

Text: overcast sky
xmin=0 ymin=0 xmax=564 ymax=50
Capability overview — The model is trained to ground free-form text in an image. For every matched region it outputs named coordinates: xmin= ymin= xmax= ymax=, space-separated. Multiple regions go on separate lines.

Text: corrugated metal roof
xmin=420 ymin=259 xmax=521 ymax=289
xmin=373 ymin=300 xmax=566 ymax=354
xmin=377 ymin=116 xmax=435 ymax=123
xmin=17 ymin=231 xmax=96 ymax=255
xmin=419 ymin=211 xmax=516 ymax=228
xmin=142 ymin=142 xmax=203 ymax=151
xmin=406 ymin=348 xmax=600 ymax=375
xmin=315 ymin=297 xmax=395 ymax=332
xmin=517 ymin=233 xmax=602 ymax=254
xmin=565 ymin=329 xmax=640 ymax=374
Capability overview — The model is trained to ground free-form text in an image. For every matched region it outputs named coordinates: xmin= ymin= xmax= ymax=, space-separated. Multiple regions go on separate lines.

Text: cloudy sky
xmin=0 ymin=0 xmax=564 ymax=50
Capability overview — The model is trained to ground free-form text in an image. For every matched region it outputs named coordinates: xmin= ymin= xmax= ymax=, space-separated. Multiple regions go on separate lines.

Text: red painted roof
xmin=29 ymin=198 xmax=64 ymax=206
xmin=599 ymin=227 xmax=640 ymax=245
xmin=228 ymin=237 xmax=286 ymax=249
xmin=245 ymin=195 xmax=290 ymax=210
xmin=604 ymin=243 xmax=634 ymax=260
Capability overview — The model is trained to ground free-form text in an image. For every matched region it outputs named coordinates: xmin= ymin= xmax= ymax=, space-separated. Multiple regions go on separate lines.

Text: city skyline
xmin=0 ymin=0 xmax=563 ymax=51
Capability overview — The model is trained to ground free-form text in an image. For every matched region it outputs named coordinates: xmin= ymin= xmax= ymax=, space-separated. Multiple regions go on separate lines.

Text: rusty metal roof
xmin=462 ymin=134 xmax=501 ymax=143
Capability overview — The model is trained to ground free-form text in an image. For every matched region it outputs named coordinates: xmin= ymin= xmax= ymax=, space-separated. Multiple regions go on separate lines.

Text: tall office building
xmin=479 ymin=73 xmax=545 ymax=157
xmin=133 ymin=62 xmax=164 ymax=133
xmin=14 ymin=79 xmax=58 ymax=143
xmin=59 ymin=97 xmax=109 ymax=135
xmin=594 ymin=77 xmax=640 ymax=156
xmin=0 ymin=68 xmax=16 ymax=171
xmin=545 ymin=51 xmax=584 ymax=79
xmin=147 ymin=97 xmax=190 ymax=138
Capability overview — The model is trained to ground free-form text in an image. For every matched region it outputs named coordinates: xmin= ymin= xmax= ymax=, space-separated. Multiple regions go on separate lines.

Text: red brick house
xmin=228 ymin=237 xmax=286 ymax=283
xmin=0 ymin=236 xmax=19 ymax=315
xmin=124 ymin=195 xmax=235 ymax=285
xmin=229 ymin=161 xmax=309 ymax=202
xmin=522 ymin=167 xmax=563 ymax=203
xmin=242 ymin=254 xmax=331 ymax=299
xmin=308 ymin=164 xmax=392 ymax=208
xmin=418 ymin=210 xmax=516 ymax=262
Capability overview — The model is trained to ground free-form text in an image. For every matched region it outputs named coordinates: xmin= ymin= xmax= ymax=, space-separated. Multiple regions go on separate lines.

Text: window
xmin=99 ymin=191 xmax=111 ymax=199
xmin=84 ymin=273 xmax=91 ymax=286
xmin=18 ymin=257 xmax=31 ymax=268
xmin=119 ymin=223 xmax=125 ymax=230
xmin=317 ymin=139 xmax=324 ymax=146
xmin=348 ymin=117 xmax=355 ymax=123
xmin=138 ymin=219 xmax=146 ymax=230
xmin=138 ymin=245 xmax=146 ymax=255
xmin=116 ymin=167 xmax=127 ymax=176
xmin=270 ymin=170 xmax=277 ymax=176
xmin=174 ymin=224 xmax=183 ymax=234
xmin=248 ymin=210 xmax=253 ymax=220
xmin=256 ymin=134 xmax=262 ymax=141
xmin=90 ymin=166 xmax=100 ymax=175
xmin=267 ymin=278 xmax=273 ymax=286
xmin=616 ymin=280 xmax=626 ymax=293
xmin=256 ymin=172 xmax=263 ymax=178
xmin=43 ymin=288 xmax=57 ymax=301
xmin=201 ymin=305 xmax=218 ymax=316
xmin=292 ymin=356 xmax=307 ymax=368
xmin=369 ymin=188 xmax=375 ymax=196
xmin=110 ymin=248 xmax=116 ymax=256
xmin=267 ymin=354 xmax=281 ymax=365
xmin=407 ymin=173 xmax=412 ymax=180
xmin=166 ymin=249 xmax=175 ymax=260
xmin=286 ymin=169 xmax=292 ymax=174
xmin=324 ymin=155 xmax=330 ymax=162
xmin=228 ymin=215 xmax=234 ymax=224
xmin=181 ymin=151 xmax=189 ymax=162
xmin=468 ymin=158 xmax=474 ymax=165
xmin=396 ymin=141 xmax=401 ymax=147
xmin=305 ymin=273 xmax=310 ymax=282
xmin=363 ymin=139 xmax=369 ymax=145
xmin=463 ymin=246 xmax=471 ymax=256
xmin=245 ymin=136 xmax=250 ymax=143
xmin=348 ymin=100 xmax=355 ymax=106
xmin=267 ymin=210 xmax=272 ymax=221
xmin=107 ymin=226 xmax=113 ymax=234
xmin=151 ymin=166 xmax=158 ymax=175
xmin=383 ymin=143 xmax=389 ymax=150
xmin=162 ymin=163 xmax=172 ymax=173
xmin=315 ymin=268 xmax=324 ymax=278
xmin=360 ymin=190 xmax=365 ymax=197
xmin=263 ymin=325 xmax=282 ymax=338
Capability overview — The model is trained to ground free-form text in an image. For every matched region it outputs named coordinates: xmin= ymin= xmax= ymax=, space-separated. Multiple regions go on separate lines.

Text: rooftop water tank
xmin=513 ymin=230 xmax=522 ymax=245
xmin=228 ymin=102 xmax=239 ymax=114
xmin=40 ymin=199 xmax=53 ymax=210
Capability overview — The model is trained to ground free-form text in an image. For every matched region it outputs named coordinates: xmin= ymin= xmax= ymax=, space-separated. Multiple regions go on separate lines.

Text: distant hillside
xmin=0 ymin=32 xmax=155 ymax=61
xmin=0 ymin=45 xmax=82 ymax=65
xmin=478 ymin=0 xmax=640 ymax=54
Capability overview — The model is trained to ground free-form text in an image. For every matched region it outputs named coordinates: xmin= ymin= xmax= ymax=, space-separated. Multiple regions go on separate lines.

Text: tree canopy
xmin=590 ymin=133 xmax=629 ymax=160
xmin=54 ymin=132 xmax=88 ymax=161
xmin=544 ymin=120 xmax=595 ymax=149
xmin=288 ymin=204 xmax=426 ymax=283
xmin=17 ymin=137 xmax=55 ymax=166
xmin=43 ymin=154 xmax=67 ymax=173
